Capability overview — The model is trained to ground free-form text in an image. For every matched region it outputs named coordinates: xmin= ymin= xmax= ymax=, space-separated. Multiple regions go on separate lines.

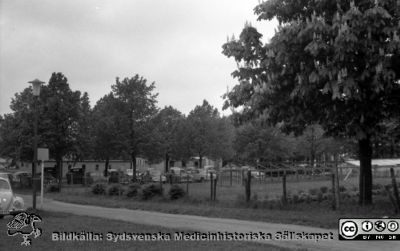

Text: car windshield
xmin=0 ymin=179 xmax=11 ymax=190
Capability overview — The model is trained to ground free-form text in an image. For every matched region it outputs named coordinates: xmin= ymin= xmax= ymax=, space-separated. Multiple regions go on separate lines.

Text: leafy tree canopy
xmin=186 ymin=100 xmax=234 ymax=166
xmin=222 ymin=0 xmax=400 ymax=205
xmin=223 ymin=0 xmax=400 ymax=138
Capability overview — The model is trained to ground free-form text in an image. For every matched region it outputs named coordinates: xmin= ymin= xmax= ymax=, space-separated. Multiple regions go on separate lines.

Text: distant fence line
xmin=217 ymin=161 xmax=400 ymax=186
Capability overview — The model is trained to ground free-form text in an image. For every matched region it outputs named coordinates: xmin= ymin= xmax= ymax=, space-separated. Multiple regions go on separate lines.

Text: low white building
xmin=345 ymin=158 xmax=400 ymax=177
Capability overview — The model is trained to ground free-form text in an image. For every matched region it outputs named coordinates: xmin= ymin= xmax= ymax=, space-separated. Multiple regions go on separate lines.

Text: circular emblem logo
xmin=341 ymin=221 xmax=358 ymax=238
xmin=374 ymin=221 xmax=386 ymax=232
xmin=361 ymin=221 xmax=373 ymax=232
xmin=387 ymin=221 xmax=399 ymax=232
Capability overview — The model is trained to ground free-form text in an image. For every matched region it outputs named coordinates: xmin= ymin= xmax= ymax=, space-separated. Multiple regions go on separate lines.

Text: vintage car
xmin=150 ymin=170 xmax=167 ymax=183
xmin=0 ymin=176 xmax=25 ymax=219
xmin=186 ymin=167 xmax=208 ymax=182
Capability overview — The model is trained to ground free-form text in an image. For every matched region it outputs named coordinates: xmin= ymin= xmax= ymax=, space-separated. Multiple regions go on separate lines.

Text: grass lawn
xmin=35 ymin=176 xmax=398 ymax=229
xmin=0 ymin=211 xmax=288 ymax=251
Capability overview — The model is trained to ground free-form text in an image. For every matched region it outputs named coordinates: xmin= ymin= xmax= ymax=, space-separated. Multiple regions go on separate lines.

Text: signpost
xmin=37 ymin=148 xmax=49 ymax=209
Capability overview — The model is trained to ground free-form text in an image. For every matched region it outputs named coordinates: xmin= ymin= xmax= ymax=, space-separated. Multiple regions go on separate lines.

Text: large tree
xmin=0 ymin=88 xmax=39 ymax=161
xmin=70 ymin=92 xmax=93 ymax=162
xmin=146 ymin=106 xmax=184 ymax=172
xmin=222 ymin=0 xmax=400 ymax=205
xmin=234 ymin=121 xmax=294 ymax=164
xmin=1 ymin=73 xmax=82 ymax=191
xmin=38 ymin=73 xmax=82 ymax=190
xmin=186 ymin=100 xmax=234 ymax=168
xmin=92 ymin=93 xmax=128 ymax=176
xmin=111 ymin=75 xmax=158 ymax=181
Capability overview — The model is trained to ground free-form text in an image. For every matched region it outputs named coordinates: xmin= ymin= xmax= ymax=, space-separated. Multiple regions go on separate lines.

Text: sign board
xmin=37 ymin=148 xmax=49 ymax=161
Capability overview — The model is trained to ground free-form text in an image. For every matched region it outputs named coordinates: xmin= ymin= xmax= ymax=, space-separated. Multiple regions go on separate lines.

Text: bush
xmin=168 ymin=185 xmax=186 ymax=200
xmin=46 ymin=184 xmax=60 ymax=193
xmin=91 ymin=183 xmax=106 ymax=195
xmin=108 ymin=184 xmax=124 ymax=196
xmin=141 ymin=184 xmax=163 ymax=200
xmin=126 ymin=183 xmax=141 ymax=198
xmin=320 ymin=186 xmax=328 ymax=194
xmin=339 ymin=186 xmax=347 ymax=192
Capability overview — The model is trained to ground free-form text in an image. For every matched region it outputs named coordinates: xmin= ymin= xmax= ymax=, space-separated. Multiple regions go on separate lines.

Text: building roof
xmin=345 ymin=159 xmax=400 ymax=167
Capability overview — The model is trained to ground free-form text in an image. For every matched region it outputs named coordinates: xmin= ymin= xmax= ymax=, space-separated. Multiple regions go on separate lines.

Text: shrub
xmin=141 ymin=184 xmax=163 ymax=200
xmin=320 ymin=186 xmax=328 ymax=194
xmin=108 ymin=184 xmax=124 ymax=196
xmin=91 ymin=183 xmax=106 ymax=195
xmin=339 ymin=186 xmax=347 ymax=192
xmin=126 ymin=183 xmax=141 ymax=198
xmin=168 ymin=185 xmax=186 ymax=200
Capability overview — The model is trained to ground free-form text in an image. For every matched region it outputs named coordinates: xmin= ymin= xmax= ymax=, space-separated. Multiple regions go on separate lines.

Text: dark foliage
xmin=141 ymin=184 xmax=163 ymax=200
xmin=168 ymin=185 xmax=186 ymax=200
xmin=91 ymin=183 xmax=106 ymax=195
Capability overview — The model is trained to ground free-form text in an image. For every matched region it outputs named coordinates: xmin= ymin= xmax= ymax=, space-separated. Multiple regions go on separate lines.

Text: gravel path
xmin=21 ymin=195 xmax=400 ymax=251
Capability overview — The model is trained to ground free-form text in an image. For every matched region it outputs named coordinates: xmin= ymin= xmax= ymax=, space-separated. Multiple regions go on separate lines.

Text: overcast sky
xmin=0 ymin=0 xmax=277 ymax=116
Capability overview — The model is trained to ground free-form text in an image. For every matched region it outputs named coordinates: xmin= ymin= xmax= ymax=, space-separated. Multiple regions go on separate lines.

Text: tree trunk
xmin=131 ymin=151 xmax=137 ymax=182
xmin=199 ymin=155 xmax=203 ymax=169
xmin=391 ymin=139 xmax=395 ymax=158
xmin=165 ymin=153 xmax=169 ymax=173
xmin=104 ymin=158 xmax=109 ymax=177
xmin=310 ymin=126 xmax=315 ymax=169
xmin=359 ymin=136 xmax=373 ymax=205
xmin=56 ymin=157 xmax=62 ymax=192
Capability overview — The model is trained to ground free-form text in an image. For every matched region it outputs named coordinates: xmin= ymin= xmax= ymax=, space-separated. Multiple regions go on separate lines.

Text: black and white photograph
xmin=1 ymin=0 xmax=400 ymax=250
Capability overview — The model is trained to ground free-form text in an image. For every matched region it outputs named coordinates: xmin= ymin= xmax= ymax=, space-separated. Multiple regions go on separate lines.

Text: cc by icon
xmin=341 ymin=221 xmax=358 ymax=239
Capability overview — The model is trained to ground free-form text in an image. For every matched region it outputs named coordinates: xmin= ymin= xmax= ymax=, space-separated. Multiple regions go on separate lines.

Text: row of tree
xmin=0 ymin=71 xmax=355 ymax=180
xmin=0 ymin=73 xmax=236 ymax=183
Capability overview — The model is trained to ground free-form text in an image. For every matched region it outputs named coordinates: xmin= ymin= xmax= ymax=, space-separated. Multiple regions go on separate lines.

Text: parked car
xmin=170 ymin=167 xmax=184 ymax=175
xmin=187 ymin=168 xmax=207 ymax=182
xmin=85 ymin=172 xmax=108 ymax=184
xmin=37 ymin=173 xmax=58 ymax=185
xmin=179 ymin=171 xmax=193 ymax=183
xmin=251 ymin=170 xmax=265 ymax=179
xmin=150 ymin=170 xmax=167 ymax=183
xmin=12 ymin=171 xmax=32 ymax=188
xmin=167 ymin=167 xmax=193 ymax=183
xmin=0 ymin=172 xmax=14 ymax=183
xmin=12 ymin=171 xmax=31 ymax=182
xmin=107 ymin=170 xmax=120 ymax=183
xmin=0 ymin=177 xmax=25 ymax=219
